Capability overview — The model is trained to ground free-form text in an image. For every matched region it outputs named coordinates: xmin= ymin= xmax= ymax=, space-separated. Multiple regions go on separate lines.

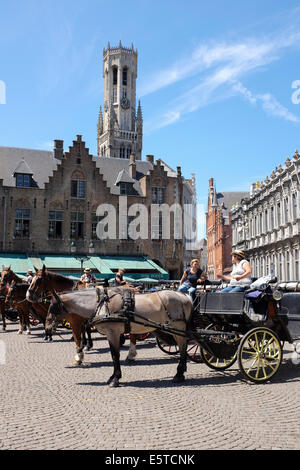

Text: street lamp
xmin=75 ymin=255 xmax=91 ymax=275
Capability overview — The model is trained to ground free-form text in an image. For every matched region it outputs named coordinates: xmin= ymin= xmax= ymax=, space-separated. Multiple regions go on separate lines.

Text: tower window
xmin=122 ymin=67 xmax=128 ymax=86
xmin=113 ymin=67 xmax=118 ymax=85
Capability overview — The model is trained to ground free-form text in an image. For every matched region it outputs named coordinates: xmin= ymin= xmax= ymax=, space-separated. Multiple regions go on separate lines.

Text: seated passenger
xmin=114 ymin=268 xmax=126 ymax=287
xmin=178 ymin=259 xmax=207 ymax=301
xmin=217 ymin=250 xmax=252 ymax=293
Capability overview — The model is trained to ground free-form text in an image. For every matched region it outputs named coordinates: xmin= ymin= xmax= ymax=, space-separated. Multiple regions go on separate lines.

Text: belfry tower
xmin=97 ymin=41 xmax=143 ymax=160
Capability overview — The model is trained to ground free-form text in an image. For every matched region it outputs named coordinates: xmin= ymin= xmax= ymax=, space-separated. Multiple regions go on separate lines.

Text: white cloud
xmin=141 ymin=29 xmax=300 ymax=132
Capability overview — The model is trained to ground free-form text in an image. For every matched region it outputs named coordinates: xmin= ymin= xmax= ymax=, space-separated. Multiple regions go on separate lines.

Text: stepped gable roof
xmin=92 ymin=155 xmax=153 ymax=195
xmin=0 ymin=146 xmax=59 ymax=188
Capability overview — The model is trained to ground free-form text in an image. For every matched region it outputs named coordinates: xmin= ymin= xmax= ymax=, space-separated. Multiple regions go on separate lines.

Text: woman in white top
xmin=217 ymin=250 xmax=252 ymax=292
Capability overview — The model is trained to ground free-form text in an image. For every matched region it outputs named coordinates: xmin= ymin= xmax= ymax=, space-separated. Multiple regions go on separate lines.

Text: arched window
xmin=122 ymin=67 xmax=128 ymax=86
xmin=113 ymin=67 xmax=118 ymax=85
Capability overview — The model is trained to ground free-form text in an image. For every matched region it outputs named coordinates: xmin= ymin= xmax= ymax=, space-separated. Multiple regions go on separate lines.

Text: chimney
xmin=54 ymin=140 xmax=64 ymax=160
xmin=209 ymin=178 xmax=214 ymax=188
xmin=146 ymin=155 xmax=154 ymax=164
xmin=129 ymin=153 xmax=136 ymax=179
xmin=177 ymin=166 xmax=182 ymax=177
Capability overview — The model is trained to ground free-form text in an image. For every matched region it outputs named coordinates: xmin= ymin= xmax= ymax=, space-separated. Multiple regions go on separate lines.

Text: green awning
xmin=0 ymin=253 xmax=168 ymax=280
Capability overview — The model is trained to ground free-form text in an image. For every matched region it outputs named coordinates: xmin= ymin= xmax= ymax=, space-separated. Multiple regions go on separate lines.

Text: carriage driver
xmin=178 ymin=259 xmax=207 ymax=300
xmin=80 ymin=268 xmax=96 ymax=285
xmin=114 ymin=268 xmax=127 ymax=287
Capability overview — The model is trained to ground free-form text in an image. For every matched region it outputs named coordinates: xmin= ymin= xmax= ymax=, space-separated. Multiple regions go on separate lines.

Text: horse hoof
xmin=172 ymin=375 xmax=185 ymax=384
xmin=125 ymin=357 xmax=136 ymax=364
xmin=109 ymin=379 xmax=120 ymax=388
xmin=18 ymin=331 xmax=23 ymax=335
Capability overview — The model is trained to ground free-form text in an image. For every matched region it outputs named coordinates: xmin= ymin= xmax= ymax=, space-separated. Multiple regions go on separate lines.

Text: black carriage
xmin=189 ymin=278 xmax=300 ymax=382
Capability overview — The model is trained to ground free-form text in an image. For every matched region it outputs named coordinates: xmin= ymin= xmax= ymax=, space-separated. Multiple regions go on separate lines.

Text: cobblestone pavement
xmin=1 ymin=322 xmax=300 ymax=451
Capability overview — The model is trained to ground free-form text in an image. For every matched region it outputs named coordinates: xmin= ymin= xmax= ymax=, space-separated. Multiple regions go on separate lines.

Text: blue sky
xmin=1 ymin=0 xmax=300 ymax=237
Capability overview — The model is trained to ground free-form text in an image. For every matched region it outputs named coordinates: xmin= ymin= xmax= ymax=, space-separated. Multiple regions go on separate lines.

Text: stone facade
xmin=231 ymin=150 xmax=300 ymax=282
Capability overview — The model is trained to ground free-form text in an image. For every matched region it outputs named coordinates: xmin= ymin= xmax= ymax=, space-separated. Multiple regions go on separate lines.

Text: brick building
xmin=206 ymin=178 xmax=248 ymax=279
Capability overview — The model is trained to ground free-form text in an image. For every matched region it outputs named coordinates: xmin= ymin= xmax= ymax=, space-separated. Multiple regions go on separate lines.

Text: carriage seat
xmin=278 ymin=293 xmax=300 ymax=340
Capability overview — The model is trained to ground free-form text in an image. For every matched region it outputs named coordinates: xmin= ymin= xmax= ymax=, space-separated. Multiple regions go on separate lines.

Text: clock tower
xmin=97 ymin=41 xmax=143 ymax=160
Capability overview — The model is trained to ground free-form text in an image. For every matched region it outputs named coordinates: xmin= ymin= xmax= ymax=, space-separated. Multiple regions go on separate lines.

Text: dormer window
xmin=15 ymin=173 xmax=31 ymax=187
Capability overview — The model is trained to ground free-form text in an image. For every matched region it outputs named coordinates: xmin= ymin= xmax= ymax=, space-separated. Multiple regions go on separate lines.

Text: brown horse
xmin=26 ymin=265 xmax=138 ymax=360
xmin=1 ymin=265 xmax=24 ymax=288
xmin=26 ymin=266 xmax=96 ymax=356
xmin=0 ymin=266 xmax=25 ymax=331
xmin=5 ymin=281 xmax=51 ymax=337
xmin=45 ymin=287 xmax=192 ymax=387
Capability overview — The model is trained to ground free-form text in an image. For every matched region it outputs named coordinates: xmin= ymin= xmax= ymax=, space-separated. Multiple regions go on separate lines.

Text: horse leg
xmin=25 ymin=311 xmax=31 ymax=335
xmin=85 ymin=324 xmax=93 ymax=351
xmin=1 ymin=303 xmax=6 ymax=331
xmin=106 ymin=329 xmax=122 ymax=387
xmin=126 ymin=334 xmax=137 ymax=362
xmin=172 ymin=334 xmax=187 ymax=383
xmin=18 ymin=311 xmax=24 ymax=334
xmin=70 ymin=316 xmax=85 ymax=366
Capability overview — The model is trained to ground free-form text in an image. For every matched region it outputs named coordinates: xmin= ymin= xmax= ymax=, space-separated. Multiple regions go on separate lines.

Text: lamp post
xmin=75 ymin=255 xmax=91 ymax=275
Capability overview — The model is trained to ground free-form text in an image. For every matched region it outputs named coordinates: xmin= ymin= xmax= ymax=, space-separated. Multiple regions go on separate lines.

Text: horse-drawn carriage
xmin=90 ymin=275 xmax=300 ymax=384
xmin=18 ymin=264 xmax=300 ymax=386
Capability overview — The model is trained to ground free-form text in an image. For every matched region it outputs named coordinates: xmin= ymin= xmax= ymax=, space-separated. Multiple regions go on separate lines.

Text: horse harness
xmin=92 ymin=287 xmax=135 ymax=333
xmin=91 ymin=288 xmax=187 ymax=335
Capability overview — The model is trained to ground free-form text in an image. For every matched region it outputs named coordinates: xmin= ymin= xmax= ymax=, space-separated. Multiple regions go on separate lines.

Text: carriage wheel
xmin=156 ymin=337 xmax=180 ymax=355
xmin=186 ymin=340 xmax=203 ymax=363
xmin=200 ymin=324 xmax=238 ymax=371
xmin=238 ymin=327 xmax=282 ymax=383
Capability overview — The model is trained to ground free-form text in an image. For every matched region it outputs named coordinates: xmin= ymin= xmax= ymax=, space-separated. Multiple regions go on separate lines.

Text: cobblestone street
xmin=1 ymin=322 xmax=300 ymax=451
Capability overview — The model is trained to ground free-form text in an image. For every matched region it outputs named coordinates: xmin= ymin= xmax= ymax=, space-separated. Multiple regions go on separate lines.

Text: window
xmin=292 ymin=193 xmax=297 ymax=219
xmin=295 ymin=249 xmax=299 ymax=280
xmin=277 ymin=202 xmax=281 ymax=226
xmin=152 ymin=187 xmax=164 ymax=204
xmin=70 ymin=211 xmax=84 ymax=240
xmin=120 ymin=182 xmax=134 ymax=195
xmin=284 ymin=198 xmax=289 ymax=223
xmin=122 ymin=67 xmax=127 ymax=86
xmin=264 ymin=209 xmax=268 ymax=232
xmin=286 ymin=251 xmax=290 ymax=281
xmin=91 ymin=212 xmax=100 ymax=240
xmin=16 ymin=173 xmax=31 ymax=187
xmin=270 ymin=206 xmax=274 ymax=230
xmin=120 ymin=147 xmax=125 ymax=159
xmin=112 ymin=87 xmax=117 ymax=103
xmin=71 ymin=180 xmax=85 ymax=199
xmin=48 ymin=211 xmax=63 ymax=239
xmin=113 ymin=67 xmax=118 ymax=85
xmin=15 ymin=209 xmax=30 ymax=238
xmin=259 ymin=213 xmax=263 ymax=234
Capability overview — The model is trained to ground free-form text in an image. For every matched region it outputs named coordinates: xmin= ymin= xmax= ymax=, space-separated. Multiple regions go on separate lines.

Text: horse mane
xmin=45 ymin=270 xmax=75 ymax=284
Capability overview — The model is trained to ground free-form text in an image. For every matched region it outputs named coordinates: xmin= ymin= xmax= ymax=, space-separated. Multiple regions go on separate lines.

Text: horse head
xmin=5 ymin=280 xmax=16 ymax=304
xmin=26 ymin=265 xmax=47 ymax=303
xmin=1 ymin=265 xmax=12 ymax=289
